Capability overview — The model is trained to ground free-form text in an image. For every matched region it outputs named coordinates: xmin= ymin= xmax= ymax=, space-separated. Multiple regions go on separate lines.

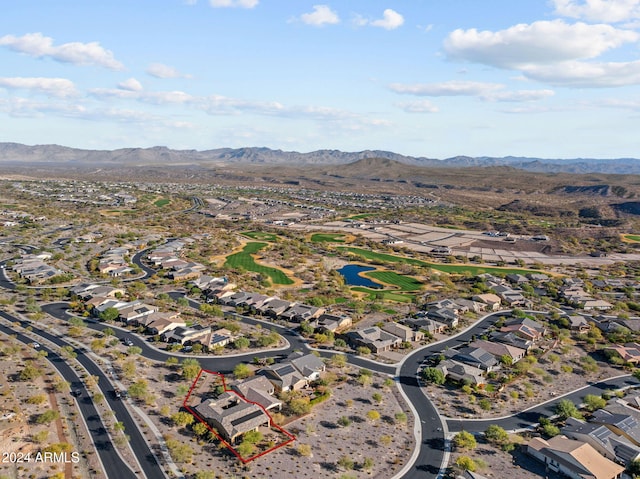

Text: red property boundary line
xmin=182 ymin=368 xmax=296 ymax=463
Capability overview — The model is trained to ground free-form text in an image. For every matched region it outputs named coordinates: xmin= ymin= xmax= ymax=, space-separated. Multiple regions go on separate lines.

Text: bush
xmin=422 ymin=367 xmax=446 ymax=385
xmin=453 ymin=431 xmax=477 ymax=450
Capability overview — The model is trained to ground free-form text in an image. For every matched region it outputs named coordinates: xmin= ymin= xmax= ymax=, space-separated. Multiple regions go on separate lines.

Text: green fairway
xmin=154 ymin=198 xmax=170 ymax=207
xmin=225 ymin=242 xmax=293 ymax=285
xmin=338 ymin=247 xmax=536 ymax=275
xmin=311 ymin=233 xmax=347 ymax=243
xmin=624 ymin=234 xmax=640 ymax=242
xmin=351 ymin=287 xmax=415 ymax=303
xmin=348 ymin=213 xmax=375 ymax=220
xmin=364 ymin=271 xmax=423 ymax=291
xmin=242 ymin=231 xmax=279 ymax=241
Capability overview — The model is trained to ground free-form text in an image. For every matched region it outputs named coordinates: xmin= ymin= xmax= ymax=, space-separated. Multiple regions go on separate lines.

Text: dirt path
xmin=47 ymin=390 xmax=74 ymax=478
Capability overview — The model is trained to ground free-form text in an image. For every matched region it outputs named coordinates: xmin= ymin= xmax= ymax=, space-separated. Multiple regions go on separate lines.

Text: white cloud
xmin=444 ymin=20 xmax=639 ymax=68
xmin=300 ymin=5 xmax=340 ymax=26
xmin=371 ymin=9 xmax=404 ymax=30
xmin=0 ymin=77 xmax=77 ymax=97
xmin=389 ymin=80 xmax=504 ymax=96
xmin=209 ymin=0 xmax=258 ymax=8
xmin=146 ymin=63 xmax=191 ymax=79
xmin=522 ymin=59 xmax=640 ymax=87
xmin=353 ymin=9 xmax=404 ymax=30
xmin=0 ymin=32 xmax=124 ymax=70
xmin=396 ymin=100 xmax=439 ymax=113
xmin=552 ymin=0 xmax=640 ymax=23
xmin=389 ymin=80 xmax=554 ymax=102
xmin=90 ymin=87 xmax=194 ymax=105
xmin=118 ymin=78 xmax=143 ymax=92
xmin=484 ymin=89 xmax=555 ymax=102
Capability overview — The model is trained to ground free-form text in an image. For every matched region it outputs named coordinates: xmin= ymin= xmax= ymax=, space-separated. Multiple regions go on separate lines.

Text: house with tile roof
xmin=527 ymin=435 xmax=625 ymax=479
xmin=194 ymin=391 xmax=271 ymax=444
xmin=347 ymin=326 xmax=403 ymax=353
xmin=232 ymin=376 xmax=282 ymax=412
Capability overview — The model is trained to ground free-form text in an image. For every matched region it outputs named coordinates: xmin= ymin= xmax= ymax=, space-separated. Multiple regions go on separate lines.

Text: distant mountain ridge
xmin=1 ymin=142 xmax=639 ymax=174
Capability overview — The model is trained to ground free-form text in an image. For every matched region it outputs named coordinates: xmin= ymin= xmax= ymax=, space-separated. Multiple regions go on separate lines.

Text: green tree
xmin=329 ymin=354 xmax=347 ymax=368
xmin=36 ymin=410 xmax=60 ymax=424
xmin=233 ymin=363 xmax=253 ymax=380
xmin=236 ymin=440 xmax=254 ymax=457
xmin=192 ymin=422 xmax=209 ymax=438
xmin=583 ymin=394 xmax=606 ymax=412
xmin=26 ymin=394 xmax=47 ymax=405
xmin=484 ymin=425 xmax=509 ymax=446
xmin=19 ymin=361 xmax=42 ymax=381
xmin=555 ymin=399 xmax=583 ymax=421
xmin=479 ymin=398 xmax=492 ymax=411
xmin=289 ymin=397 xmax=312 ymax=415
xmin=453 ymin=431 xmax=477 ymax=450
xmin=128 ymin=380 xmax=148 ymax=399
xmin=165 ymin=438 xmax=193 ymax=463
xmin=181 ymin=358 xmax=201 ymax=380
xmin=422 ymin=367 xmax=446 ymax=385
xmin=127 ymin=346 xmax=142 ymax=356
xmin=243 ymin=430 xmax=263 ymax=444
xmin=99 ymin=307 xmax=120 ymax=322
xmin=171 ymin=411 xmax=195 ymax=427
xmin=456 ymin=456 xmax=477 ymax=472
xmin=542 ymin=423 xmax=560 ymax=437
xmin=165 ymin=356 xmax=179 ymax=367
xmin=233 ymin=336 xmax=250 ymax=350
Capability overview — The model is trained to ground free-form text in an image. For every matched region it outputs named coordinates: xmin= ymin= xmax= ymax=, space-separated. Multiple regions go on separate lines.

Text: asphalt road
xmin=0 ymin=311 xmax=139 ymax=479
xmin=446 ymin=374 xmax=640 ymax=433
xmin=7 ymin=250 xmax=635 ymax=479
xmin=0 ymin=309 xmax=167 ymax=479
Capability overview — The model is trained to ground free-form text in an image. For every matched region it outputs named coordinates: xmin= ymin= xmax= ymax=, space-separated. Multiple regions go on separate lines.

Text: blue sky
xmin=2 ymin=0 xmax=640 ymax=159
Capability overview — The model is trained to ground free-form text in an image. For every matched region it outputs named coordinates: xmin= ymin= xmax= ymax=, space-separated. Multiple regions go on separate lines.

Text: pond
xmin=336 ymin=264 xmax=382 ymax=289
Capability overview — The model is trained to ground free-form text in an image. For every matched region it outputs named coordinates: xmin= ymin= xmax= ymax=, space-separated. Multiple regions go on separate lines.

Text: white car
xmin=31 ymin=342 xmax=40 ymax=348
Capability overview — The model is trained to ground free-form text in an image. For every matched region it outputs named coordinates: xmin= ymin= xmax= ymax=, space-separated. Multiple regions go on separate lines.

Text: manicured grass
xmin=624 ymin=234 xmax=640 ymax=242
xmin=154 ymin=198 xmax=170 ymax=207
xmin=364 ymin=271 xmax=423 ymax=291
xmin=338 ymin=247 xmax=536 ymax=275
xmin=338 ymin=247 xmax=425 ymax=266
xmin=348 ymin=213 xmax=375 ymax=220
xmin=225 ymin=242 xmax=293 ymax=285
xmin=311 ymin=233 xmax=347 ymax=243
xmin=242 ymin=231 xmax=279 ymax=241
xmin=351 ymin=287 xmax=415 ymax=303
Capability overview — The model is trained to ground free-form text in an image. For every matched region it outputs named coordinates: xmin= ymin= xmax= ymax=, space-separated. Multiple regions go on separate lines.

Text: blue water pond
xmin=336 ymin=264 xmax=382 ymax=289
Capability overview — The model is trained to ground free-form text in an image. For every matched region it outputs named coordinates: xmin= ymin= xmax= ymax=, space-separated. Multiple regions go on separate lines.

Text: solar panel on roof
xmin=276 ymin=364 xmax=296 ymax=376
xmin=230 ymin=409 xmax=265 ymax=427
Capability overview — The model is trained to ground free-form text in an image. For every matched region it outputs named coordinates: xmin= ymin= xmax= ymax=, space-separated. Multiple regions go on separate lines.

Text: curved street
xmin=0 ymin=311 xmax=141 ymax=479
xmin=3 ymin=254 xmax=639 ymax=479
xmin=0 ymin=309 xmax=167 ymax=479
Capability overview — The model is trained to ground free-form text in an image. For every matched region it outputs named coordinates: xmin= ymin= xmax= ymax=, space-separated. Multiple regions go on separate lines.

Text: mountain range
xmin=1 ymin=142 xmax=640 ymax=175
